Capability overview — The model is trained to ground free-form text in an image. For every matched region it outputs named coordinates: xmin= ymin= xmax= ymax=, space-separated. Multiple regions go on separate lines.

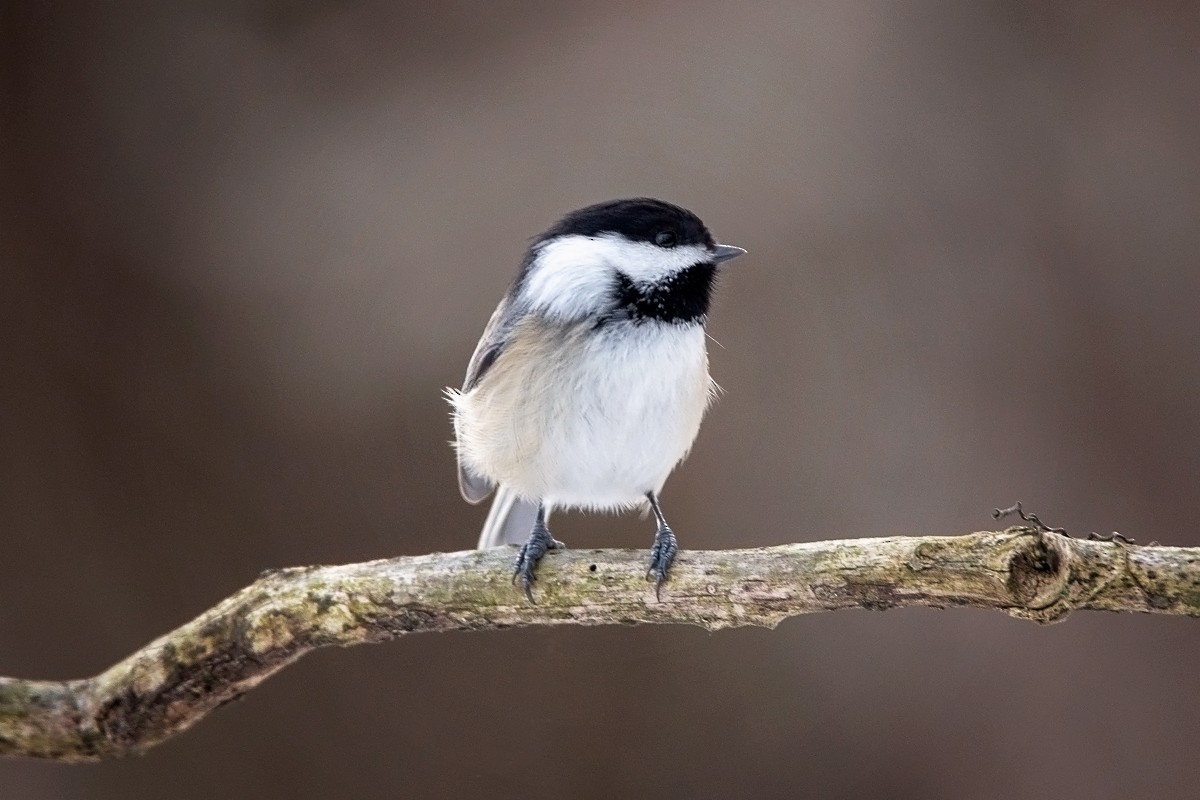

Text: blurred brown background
xmin=3 ymin=2 xmax=1200 ymax=798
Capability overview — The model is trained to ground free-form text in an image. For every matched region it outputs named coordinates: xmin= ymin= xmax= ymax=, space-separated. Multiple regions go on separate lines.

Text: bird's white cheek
xmin=520 ymin=237 xmax=615 ymax=319
xmin=522 ymin=267 xmax=611 ymax=319
xmin=608 ymin=241 xmax=711 ymax=284
xmin=518 ymin=235 xmax=712 ymax=319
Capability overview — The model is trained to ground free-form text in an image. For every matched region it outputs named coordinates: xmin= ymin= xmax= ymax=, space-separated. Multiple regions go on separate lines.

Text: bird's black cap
xmin=538 ymin=197 xmax=716 ymax=249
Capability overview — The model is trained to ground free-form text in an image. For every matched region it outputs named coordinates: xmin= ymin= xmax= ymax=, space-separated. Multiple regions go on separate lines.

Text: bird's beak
xmin=711 ymin=244 xmax=747 ymax=263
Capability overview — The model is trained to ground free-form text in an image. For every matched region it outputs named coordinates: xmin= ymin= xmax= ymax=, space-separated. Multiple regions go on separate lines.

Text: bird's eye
xmin=655 ymin=230 xmax=678 ymax=248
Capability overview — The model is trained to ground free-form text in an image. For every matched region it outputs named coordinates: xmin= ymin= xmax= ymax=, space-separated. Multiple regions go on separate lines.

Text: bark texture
xmin=2 ymin=528 xmax=1198 ymax=762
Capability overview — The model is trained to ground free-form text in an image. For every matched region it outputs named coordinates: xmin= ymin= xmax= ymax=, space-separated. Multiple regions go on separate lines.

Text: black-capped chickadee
xmin=448 ymin=198 xmax=745 ymax=601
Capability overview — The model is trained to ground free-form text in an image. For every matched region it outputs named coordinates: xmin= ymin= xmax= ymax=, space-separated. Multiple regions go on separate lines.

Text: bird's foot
xmin=646 ymin=526 xmax=678 ymax=599
xmin=513 ymin=525 xmax=565 ymax=603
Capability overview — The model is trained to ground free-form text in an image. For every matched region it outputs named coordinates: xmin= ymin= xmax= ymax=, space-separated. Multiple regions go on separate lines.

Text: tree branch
xmin=2 ymin=528 xmax=1198 ymax=762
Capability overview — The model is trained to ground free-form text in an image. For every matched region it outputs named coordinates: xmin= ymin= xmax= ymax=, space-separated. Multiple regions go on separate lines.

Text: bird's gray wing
xmin=457 ymin=460 xmax=494 ymax=505
xmin=455 ymin=296 xmax=520 ymax=504
xmin=461 ymin=295 xmax=515 ymax=394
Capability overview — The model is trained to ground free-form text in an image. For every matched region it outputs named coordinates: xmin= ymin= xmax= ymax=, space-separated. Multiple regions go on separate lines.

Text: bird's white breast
xmin=452 ymin=318 xmax=713 ymax=511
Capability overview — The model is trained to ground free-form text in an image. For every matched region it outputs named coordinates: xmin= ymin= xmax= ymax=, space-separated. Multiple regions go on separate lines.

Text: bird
xmin=446 ymin=198 xmax=745 ymax=602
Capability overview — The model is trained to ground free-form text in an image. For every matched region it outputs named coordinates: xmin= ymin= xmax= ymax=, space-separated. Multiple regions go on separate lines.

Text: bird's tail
xmin=477 ymin=486 xmax=538 ymax=549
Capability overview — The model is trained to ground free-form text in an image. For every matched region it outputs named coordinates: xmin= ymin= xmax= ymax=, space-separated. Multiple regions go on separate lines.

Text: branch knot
xmin=1004 ymin=530 xmax=1073 ymax=623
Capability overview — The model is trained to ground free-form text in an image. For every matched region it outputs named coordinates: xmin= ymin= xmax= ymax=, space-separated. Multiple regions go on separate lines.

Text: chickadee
xmin=447 ymin=198 xmax=745 ymax=601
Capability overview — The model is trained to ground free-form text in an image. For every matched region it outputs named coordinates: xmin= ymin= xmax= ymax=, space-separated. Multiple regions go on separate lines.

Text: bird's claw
xmin=512 ymin=526 xmax=564 ymax=603
xmin=646 ymin=526 xmax=678 ymax=600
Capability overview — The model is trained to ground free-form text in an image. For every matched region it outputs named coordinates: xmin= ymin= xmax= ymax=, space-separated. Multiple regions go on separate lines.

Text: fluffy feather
xmin=449 ymin=316 xmax=713 ymax=512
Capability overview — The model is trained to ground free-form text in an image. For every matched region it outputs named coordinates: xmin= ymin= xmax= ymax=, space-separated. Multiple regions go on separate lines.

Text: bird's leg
xmin=513 ymin=503 xmax=564 ymax=603
xmin=645 ymin=491 xmax=678 ymax=598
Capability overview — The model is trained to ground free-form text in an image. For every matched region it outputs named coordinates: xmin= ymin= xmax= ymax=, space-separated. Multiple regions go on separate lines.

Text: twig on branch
xmin=992 ymin=501 xmax=1069 ymax=535
xmin=2 ymin=528 xmax=1198 ymax=763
